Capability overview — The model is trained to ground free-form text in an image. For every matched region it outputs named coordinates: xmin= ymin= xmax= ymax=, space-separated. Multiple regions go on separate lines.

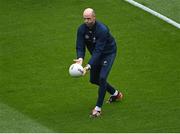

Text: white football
xmin=69 ymin=63 xmax=84 ymax=77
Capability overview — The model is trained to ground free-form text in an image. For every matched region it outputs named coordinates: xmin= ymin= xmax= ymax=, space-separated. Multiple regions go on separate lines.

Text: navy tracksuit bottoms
xmin=89 ymin=53 xmax=117 ymax=107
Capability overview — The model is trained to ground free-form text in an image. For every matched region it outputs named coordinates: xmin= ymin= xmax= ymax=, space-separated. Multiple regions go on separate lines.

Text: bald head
xmin=83 ymin=8 xmax=96 ymax=28
xmin=83 ymin=8 xmax=95 ymax=17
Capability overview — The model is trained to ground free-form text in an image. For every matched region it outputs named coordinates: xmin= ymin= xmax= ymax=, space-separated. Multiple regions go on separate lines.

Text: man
xmin=74 ymin=8 xmax=123 ymax=117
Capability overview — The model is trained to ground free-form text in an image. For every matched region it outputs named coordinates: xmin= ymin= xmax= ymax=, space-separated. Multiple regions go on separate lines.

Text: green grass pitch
xmin=0 ymin=0 xmax=180 ymax=132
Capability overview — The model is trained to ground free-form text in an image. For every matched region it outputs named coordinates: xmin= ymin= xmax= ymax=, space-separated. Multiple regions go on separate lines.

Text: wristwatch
xmin=85 ymin=64 xmax=91 ymax=70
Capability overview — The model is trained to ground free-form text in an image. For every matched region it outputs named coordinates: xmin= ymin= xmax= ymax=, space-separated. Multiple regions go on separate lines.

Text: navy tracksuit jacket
xmin=76 ymin=21 xmax=117 ymax=107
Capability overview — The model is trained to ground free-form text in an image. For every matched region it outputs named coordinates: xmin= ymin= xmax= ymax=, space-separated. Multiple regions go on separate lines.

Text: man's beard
xmin=86 ymin=22 xmax=94 ymax=28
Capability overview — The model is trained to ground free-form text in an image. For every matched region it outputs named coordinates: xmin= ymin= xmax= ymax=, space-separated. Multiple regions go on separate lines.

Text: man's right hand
xmin=73 ymin=58 xmax=83 ymax=65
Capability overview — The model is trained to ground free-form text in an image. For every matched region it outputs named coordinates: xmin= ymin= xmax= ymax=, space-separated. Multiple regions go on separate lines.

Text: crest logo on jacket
xmin=103 ymin=60 xmax=108 ymax=66
xmin=85 ymin=34 xmax=89 ymax=39
xmin=93 ymin=37 xmax=96 ymax=43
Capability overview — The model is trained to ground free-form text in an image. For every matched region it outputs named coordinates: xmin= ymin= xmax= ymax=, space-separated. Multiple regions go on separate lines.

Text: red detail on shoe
xmin=106 ymin=91 xmax=123 ymax=103
xmin=116 ymin=92 xmax=123 ymax=100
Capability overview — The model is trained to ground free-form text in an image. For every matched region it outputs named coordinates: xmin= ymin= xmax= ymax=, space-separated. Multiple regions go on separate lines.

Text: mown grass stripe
xmin=0 ymin=102 xmax=52 ymax=132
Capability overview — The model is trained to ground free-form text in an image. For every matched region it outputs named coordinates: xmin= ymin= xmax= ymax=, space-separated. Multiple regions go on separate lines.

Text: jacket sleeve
xmin=88 ymin=29 xmax=107 ymax=66
xmin=76 ymin=27 xmax=86 ymax=59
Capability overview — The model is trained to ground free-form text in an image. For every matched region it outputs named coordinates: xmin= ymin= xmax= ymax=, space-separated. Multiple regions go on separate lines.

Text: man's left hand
xmin=83 ymin=67 xmax=87 ymax=76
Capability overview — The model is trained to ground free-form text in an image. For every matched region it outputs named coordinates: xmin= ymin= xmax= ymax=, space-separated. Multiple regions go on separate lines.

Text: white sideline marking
xmin=124 ymin=0 xmax=180 ymax=29
xmin=0 ymin=102 xmax=52 ymax=132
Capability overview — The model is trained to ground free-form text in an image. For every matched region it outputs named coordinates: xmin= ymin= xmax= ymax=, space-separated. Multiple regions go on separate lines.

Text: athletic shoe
xmin=89 ymin=109 xmax=101 ymax=118
xmin=106 ymin=91 xmax=123 ymax=103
